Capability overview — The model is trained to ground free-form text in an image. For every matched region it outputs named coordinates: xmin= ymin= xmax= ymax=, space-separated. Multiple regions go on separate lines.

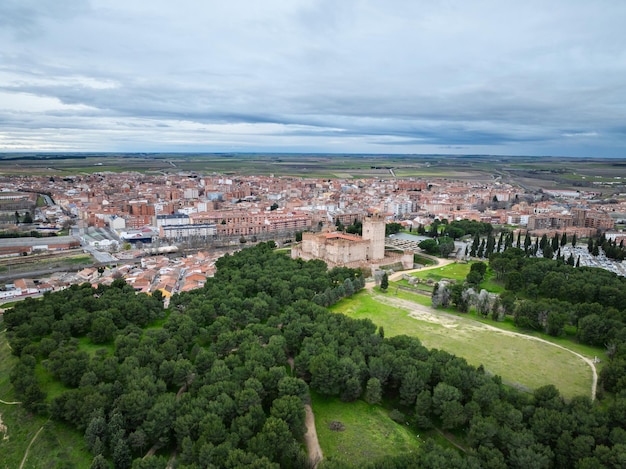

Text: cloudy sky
xmin=1 ymin=0 xmax=625 ymax=157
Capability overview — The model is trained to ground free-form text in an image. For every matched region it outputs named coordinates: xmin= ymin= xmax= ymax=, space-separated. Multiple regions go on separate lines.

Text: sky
xmin=1 ymin=0 xmax=625 ymax=157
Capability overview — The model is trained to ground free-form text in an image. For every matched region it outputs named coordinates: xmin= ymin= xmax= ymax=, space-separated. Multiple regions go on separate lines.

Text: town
xmin=1 ymin=169 xmax=625 ymax=303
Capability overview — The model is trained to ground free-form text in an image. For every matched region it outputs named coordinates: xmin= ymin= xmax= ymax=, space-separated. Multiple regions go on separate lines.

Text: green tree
xmin=90 ymin=455 xmax=109 ymax=469
xmin=419 ymin=238 xmax=439 ymax=255
xmin=543 ymin=244 xmax=554 ymax=259
xmin=380 ymin=272 xmax=389 ymax=292
xmin=551 ymin=233 xmax=560 ymax=252
xmin=89 ymin=316 xmax=117 ymax=344
xmin=310 ymin=352 xmax=342 ymax=396
xmin=385 ymin=222 xmax=403 ymax=235
xmin=364 ymin=377 xmax=382 ymax=404
xmin=270 ymin=395 xmax=306 ymax=439
xmin=414 ymin=390 xmax=433 ymax=428
xmin=438 ymin=237 xmax=455 ymax=258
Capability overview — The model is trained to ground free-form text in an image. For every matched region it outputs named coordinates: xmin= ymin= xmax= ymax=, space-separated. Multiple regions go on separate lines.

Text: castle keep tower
xmin=362 ymin=214 xmax=385 ymax=260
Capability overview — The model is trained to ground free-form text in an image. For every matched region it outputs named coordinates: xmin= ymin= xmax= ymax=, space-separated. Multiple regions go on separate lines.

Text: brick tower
xmin=362 ymin=214 xmax=385 ymax=260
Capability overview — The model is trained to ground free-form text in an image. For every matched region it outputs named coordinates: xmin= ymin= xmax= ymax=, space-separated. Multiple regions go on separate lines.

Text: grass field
xmin=312 ymin=392 xmax=421 ymax=467
xmin=410 ymin=263 xmax=471 ymax=282
xmin=0 ymin=329 xmax=93 ymax=468
xmin=331 ymin=291 xmax=595 ymax=399
xmin=409 ymin=262 xmax=505 ymax=294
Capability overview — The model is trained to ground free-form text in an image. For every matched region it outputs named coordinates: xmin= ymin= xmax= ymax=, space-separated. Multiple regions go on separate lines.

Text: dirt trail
xmin=304 ymin=403 xmax=323 ymax=468
xmin=389 ymin=258 xmax=456 ymax=281
xmin=19 ymin=424 xmax=46 ymax=469
xmin=373 ymin=293 xmax=598 ymax=400
xmin=0 ymin=399 xmax=22 ymax=405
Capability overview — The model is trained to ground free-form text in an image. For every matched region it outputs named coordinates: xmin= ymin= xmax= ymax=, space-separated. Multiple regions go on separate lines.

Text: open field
xmin=2 ymin=154 xmax=625 ymax=195
xmin=331 ymin=291 xmax=596 ymax=400
xmin=410 ymin=262 xmax=471 ymax=282
xmin=311 ymin=392 xmax=421 ymax=467
xmin=0 ymin=329 xmax=92 ymax=469
xmin=406 ymin=263 xmax=505 ymax=294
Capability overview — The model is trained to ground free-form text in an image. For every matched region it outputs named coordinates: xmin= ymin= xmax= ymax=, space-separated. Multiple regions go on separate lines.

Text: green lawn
xmin=411 ymin=263 xmax=471 ymax=282
xmin=331 ymin=291 xmax=595 ymax=400
xmin=312 ymin=392 xmax=421 ymax=467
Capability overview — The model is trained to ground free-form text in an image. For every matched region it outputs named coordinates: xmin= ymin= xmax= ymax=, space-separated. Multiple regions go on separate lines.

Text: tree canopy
xmin=5 ymin=241 xmax=626 ymax=468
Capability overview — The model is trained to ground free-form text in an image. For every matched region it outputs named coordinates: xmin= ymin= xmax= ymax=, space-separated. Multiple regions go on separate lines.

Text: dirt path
xmin=389 ymin=258 xmax=456 ymax=281
xmin=304 ymin=403 xmax=323 ymax=468
xmin=19 ymin=423 xmax=46 ymax=469
xmin=0 ymin=399 xmax=22 ymax=405
xmin=373 ymin=293 xmax=598 ymax=400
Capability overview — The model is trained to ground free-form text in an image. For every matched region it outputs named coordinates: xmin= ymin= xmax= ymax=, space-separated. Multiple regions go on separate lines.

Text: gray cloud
xmin=1 ymin=0 xmax=625 ymax=156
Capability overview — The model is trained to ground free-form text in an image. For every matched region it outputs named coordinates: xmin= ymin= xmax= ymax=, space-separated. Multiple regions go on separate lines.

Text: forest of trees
xmin=5 ymin=242 xmax=626 ymax=468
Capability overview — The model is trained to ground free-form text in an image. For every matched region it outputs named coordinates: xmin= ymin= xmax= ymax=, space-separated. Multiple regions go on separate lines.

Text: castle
xmin=291 ymin=214 xmax=413 ymax=271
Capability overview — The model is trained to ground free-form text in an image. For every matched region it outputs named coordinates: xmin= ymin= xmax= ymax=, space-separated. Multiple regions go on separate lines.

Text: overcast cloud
xmin=1 ymin=0 xmax=625 ymax=157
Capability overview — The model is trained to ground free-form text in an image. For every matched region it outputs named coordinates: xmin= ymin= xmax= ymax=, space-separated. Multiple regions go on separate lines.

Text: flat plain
xmin=1 ymin=153 xmax=626 ymax=196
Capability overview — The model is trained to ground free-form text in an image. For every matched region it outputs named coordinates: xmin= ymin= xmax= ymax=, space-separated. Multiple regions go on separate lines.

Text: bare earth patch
xmin=304 ymin=403 xmax=323 ymax=468
xmin=0 ymin=413 xmax=9 ymax=441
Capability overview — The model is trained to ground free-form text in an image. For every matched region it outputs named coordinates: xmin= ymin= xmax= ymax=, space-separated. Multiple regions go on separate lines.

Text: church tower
xmin=362 ymin=214 xmax=385 ymax=260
